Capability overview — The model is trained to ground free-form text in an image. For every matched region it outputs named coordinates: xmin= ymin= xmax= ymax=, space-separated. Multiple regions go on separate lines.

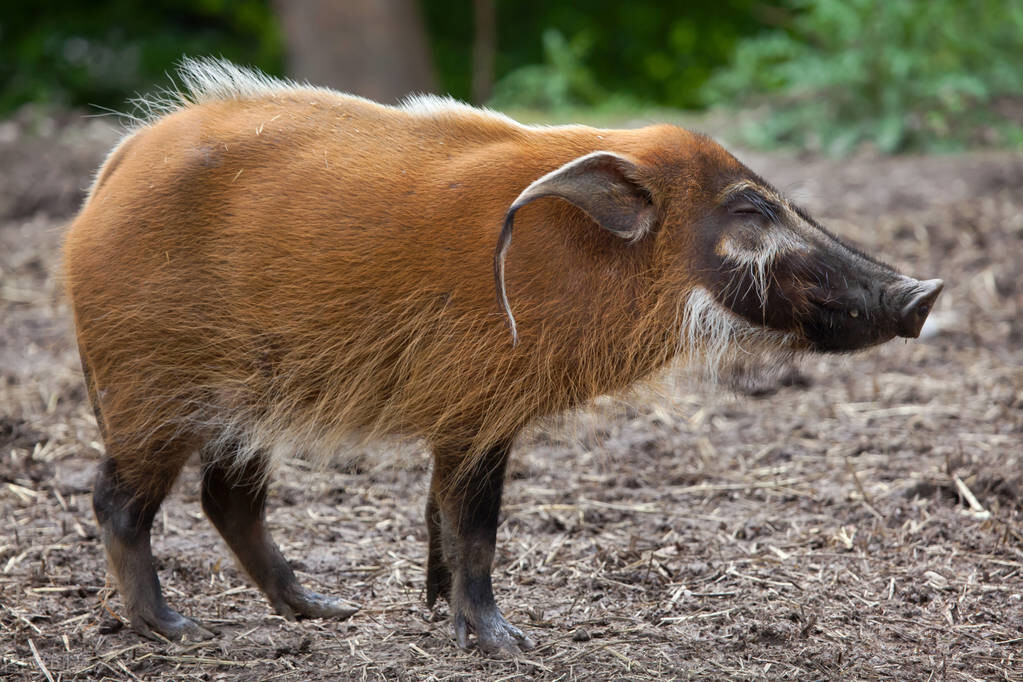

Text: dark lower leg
xmin=93 ymin=457 xmax=211 ymax=640
xmin=428 ymin=441 xmax=534 ymax=655
xmin=201 ymin=454 xmax=357 ymax=621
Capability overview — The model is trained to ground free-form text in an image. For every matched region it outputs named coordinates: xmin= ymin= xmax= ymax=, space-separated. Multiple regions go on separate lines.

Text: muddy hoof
xmin=130 ymin=606 xmax=215 ymax=642
xmin=453 ymin=604 xmax=536 ymax=656
xmin=277 ymin=587 xmax=360 ymax=621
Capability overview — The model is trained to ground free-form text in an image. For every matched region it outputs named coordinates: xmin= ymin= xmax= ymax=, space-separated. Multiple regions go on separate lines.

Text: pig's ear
xmin=494 ymin=151 xmax=656 ymax=345
xmin=505 ymin=151 xmax=656 ymax=240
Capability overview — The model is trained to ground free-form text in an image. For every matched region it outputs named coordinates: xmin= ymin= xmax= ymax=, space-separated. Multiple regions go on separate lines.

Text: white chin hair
xmin=677 ymin=286 xmax=798 ymax=384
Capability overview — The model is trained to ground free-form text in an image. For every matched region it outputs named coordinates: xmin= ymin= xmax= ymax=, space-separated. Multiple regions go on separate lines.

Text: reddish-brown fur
xmin=65 ymin=84 xmax=748 ymax=497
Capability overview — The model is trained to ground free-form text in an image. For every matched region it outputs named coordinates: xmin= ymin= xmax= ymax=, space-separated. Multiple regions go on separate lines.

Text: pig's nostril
xmin=896 ymin=278 xmax=943 ymax=338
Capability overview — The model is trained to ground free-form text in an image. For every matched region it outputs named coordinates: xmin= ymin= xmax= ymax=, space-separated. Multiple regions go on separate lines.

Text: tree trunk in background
xmin=472 ymin=0 xmax=496 ymax=104
xmin=272 ymin=0 xmax=436 ymax=103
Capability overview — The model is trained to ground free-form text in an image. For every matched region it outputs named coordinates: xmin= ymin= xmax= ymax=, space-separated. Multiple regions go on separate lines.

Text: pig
xmin=64 ymin=58 xmax=942 ymax=655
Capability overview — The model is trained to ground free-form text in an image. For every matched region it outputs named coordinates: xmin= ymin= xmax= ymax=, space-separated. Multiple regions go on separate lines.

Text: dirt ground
xmin=1 ymin=108 xmax=1021 ymax=681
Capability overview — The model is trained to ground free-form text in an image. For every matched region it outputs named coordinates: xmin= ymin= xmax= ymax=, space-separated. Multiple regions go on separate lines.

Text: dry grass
xmin=1 ymin=112 xmax=1021 ymax=680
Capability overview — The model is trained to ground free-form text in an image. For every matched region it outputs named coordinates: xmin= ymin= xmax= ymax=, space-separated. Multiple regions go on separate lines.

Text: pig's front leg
xmin=426 ymin=441 xmax=535 ymax=656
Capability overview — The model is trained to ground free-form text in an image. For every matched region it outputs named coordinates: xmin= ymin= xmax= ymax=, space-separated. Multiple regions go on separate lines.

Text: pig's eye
xmin=732 ymin=201 xmax=765 ymax=217
xmin=724 ymin=188 xmax=781 ymax=222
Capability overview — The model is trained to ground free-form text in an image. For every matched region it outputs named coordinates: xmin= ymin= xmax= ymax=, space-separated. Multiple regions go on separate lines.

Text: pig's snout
xmin=889 ymin=278 xmax=944 ymax=339
xmin=800 ymin=274 xmax=943 ymax=353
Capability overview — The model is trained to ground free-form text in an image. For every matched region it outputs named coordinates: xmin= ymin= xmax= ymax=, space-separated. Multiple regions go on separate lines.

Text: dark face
xmin=692 ymin=178 xmax=943 ymax=355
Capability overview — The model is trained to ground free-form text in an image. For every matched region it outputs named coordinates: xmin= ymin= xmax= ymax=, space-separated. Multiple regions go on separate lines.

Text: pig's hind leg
xmin=427 ymin=440 xmax=536 ymax=656
xmin=200 ymin=447 xmax=358 ymax=621
xmin=85 ymin=348 xmax=213 ymax=642
xmin=94 ymin=455 xmax=215 ymax=641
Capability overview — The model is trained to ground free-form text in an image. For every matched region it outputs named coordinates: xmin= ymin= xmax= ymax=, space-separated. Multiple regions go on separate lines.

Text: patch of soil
xmin=1 ymin=113 xmax=1021 ymax=680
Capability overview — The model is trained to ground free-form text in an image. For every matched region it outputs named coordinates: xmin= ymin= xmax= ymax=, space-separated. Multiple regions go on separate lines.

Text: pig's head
xmin=692 ymin=178 xmax=943 ymax=354
xmin=494 ymin=139 xmax=941 ymax=377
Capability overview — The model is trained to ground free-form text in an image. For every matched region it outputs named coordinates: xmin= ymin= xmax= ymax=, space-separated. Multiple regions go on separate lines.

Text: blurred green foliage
xmin=488 ymin=29 xmax=616 ymax=111
xmin=0 ymin=0 xmax=283 ymax=114
xmin=423 ymin=0 xmax=766 ymax=110
xmin=3 ymin=0 xmax=768 ymax=116
xmin=704 ymin=0 xmax=1023 ymax=153
xmin=4 ymin=0 xmax=1021 ymax=154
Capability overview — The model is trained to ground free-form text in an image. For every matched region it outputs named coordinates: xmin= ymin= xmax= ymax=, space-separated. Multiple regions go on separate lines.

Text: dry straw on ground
xmin=1 ymin=112 xmax=1021 ymax=680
